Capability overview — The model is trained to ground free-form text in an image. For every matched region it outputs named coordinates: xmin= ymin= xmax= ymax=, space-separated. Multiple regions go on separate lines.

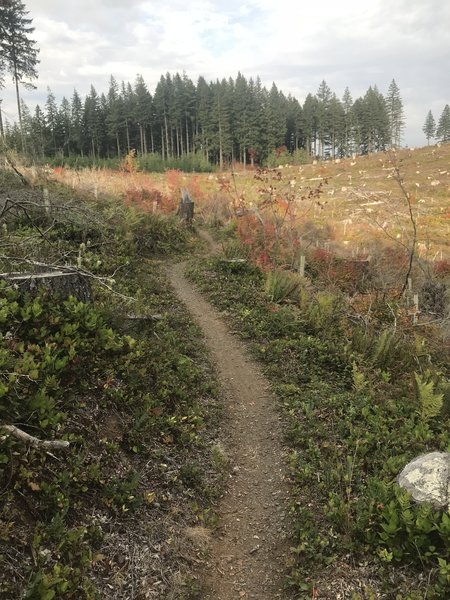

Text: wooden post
xmin=413 ymin=293 xmax=419 ymax=325
xmin=299 ymin=255 xmax=306 ymax=277
xmin=43 ymin=188 xmax=50 ymax=216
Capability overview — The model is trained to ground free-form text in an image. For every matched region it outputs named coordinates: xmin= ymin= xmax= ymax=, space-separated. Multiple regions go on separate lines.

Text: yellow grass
xmin=44 ymin=144 xmax=450 ymax=261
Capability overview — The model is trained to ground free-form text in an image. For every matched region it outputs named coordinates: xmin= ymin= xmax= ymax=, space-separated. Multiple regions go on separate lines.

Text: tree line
xmin=1 ymin=1 xmax=448 ymax=169
xmin=4 ymin=73 xmax=409 ymax=167
xmin=422 ymin=106 xmax=450 ymax=145
xmin=0 ymin=0 xmax=39 ymax=145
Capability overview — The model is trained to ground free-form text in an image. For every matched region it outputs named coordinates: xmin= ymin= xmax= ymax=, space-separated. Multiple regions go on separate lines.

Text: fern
xmin=371 ymin=329 xmax=395 ymax=368
xmin=222 ymin=239 xmax=250 ymax=260
xmin=307 ymin=292 xmax=338 ymax=330
xmin=415 ymin=372 xmax=444 ymax=422
xmin=352 ymin=362 xmax=367 ymax=391
xmin=265 ymin=269 xmax=302 ymax=303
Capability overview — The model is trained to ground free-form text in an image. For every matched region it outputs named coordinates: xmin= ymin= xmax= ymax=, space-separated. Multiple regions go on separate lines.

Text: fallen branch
xmin=1 ymin=424 xmax=70 ymax=450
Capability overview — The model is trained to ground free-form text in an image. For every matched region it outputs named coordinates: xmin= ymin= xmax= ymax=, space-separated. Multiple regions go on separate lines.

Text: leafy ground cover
xmin=186 ymin=252 xmax=450 ymax=599
xmin=0 ymin=168 xmax=223 ymax=599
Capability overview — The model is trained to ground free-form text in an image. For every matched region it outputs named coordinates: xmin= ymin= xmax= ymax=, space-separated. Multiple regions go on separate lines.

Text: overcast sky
xmin=1 ymin=0 xmax=449 ymax=147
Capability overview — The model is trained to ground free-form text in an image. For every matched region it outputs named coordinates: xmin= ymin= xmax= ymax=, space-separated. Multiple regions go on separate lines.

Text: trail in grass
xmin=168 ymin=231 xmax=290 ymax=599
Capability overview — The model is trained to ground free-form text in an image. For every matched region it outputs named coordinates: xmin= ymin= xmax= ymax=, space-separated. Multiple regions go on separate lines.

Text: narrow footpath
xmin=167 ymin=233 xmax=291 ymax=599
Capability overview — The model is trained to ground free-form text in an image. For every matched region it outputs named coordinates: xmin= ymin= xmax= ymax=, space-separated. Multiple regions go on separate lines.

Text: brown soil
xmin=167 ymin=230 xmax=291 ymax=599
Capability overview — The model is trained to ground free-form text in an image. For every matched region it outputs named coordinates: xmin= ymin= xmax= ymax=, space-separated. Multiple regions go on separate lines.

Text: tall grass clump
xmin=265 ymin=268 xmax=304 ymax=303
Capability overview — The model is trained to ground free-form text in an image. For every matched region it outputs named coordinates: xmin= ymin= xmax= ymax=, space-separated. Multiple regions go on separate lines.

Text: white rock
xmin=398 ymin=452 xmax=450 ymax=508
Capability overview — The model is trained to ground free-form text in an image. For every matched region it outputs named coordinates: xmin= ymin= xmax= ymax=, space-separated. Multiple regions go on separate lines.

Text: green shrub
xmin=132 ymin=214 xmax=188 ymax=254
xmin=265 ymin=268 xmax=304 ymax=303
xmin=138 ymin=152 xmax=214 ymax=173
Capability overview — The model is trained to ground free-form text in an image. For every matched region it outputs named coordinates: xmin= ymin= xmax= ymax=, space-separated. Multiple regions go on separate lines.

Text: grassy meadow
xmin=46 ymin=144 xmax=450 ymax=264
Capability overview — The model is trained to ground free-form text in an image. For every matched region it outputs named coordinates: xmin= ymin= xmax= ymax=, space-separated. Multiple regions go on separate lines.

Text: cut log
xmin=125 ymin=313 xmax=163 ymax=321
xmin=1 ymin=271 xmax=92 ymax=302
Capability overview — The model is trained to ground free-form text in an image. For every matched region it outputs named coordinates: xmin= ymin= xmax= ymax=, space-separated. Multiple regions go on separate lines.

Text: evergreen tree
xmin=153 ymin=75 xmax=172 ymax=159
xmin=385 ymin=79 xmax=404 ymax=148
xmin=29 ymin=104 xmax=45 ymax=157
xmin=436 ymin=105 xmax=450 ymax=143
xmin=105 ymin=75 xmax=125 ymax=156
xmin=209 ymin=78 xmax=232 ymax=169
xmin=195 ymin=76 xmax=212 ymax=161
xmin=133 ymin=74 xmax=152 ymax=156
xmin=315 ymin=80 xmax=333 ymax=157
xmin=45 ymin=87 xmax=58 ymax=153
xmin=171 ymin=72 xmax=187 ymax=157
xmin=422 ymin=110 xmax=436 ymax=145
xmin=246 ymin=76 xmax=265 ymax=165
xmin=58 ymin=96 xmax=72 ymax=155
xmin=71 ymin=89 xmax=84 ymax=155
xmin=285 ymin=95 xmax=303 ymax=152
xmin=302 ymin=93 xmax=319 ymax=156
xmin=233 ymin=73 xmax=251 ymax=164
xmin=83 ymin=85 xmax=102 ymax=158
xmin=181 ymin=72 xmax=196 ymax=155
xmin=342 ymin=87 xmax=355 ymax=156
xmin=19 ymin=98 xmax=32 ymax=142
xmin=329 ymin=94 xmax=345 ymax=158
xmin=262 ymin=83 xmax=287 ymax=156
xmin=120 ymin=81 xmax=135 ymax=154
xmin=354 ymin=86 xmax=389 ymax=154
xmin=0 ymin=0 xmax=39 ymax=147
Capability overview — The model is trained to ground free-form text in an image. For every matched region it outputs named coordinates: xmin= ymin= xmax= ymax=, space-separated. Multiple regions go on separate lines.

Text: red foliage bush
xmin=123 ymin=187 xmax=173 ymax=213
xmin=165 ymin=169 xmax=183 ymax=192
xmin=434 ymin=260 xmax=450 ymax=277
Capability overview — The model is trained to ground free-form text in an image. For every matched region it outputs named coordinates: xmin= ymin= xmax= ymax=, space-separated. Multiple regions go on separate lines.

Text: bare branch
xmin=393 ymin=165 xmax=418 ymax=297
xmin=1 ymin=424 xmax=70 ymax=450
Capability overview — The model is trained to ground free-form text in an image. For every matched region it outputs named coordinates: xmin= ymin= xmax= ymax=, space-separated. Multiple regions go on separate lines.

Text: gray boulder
xmin=397 ymin=452 xmax=450 ymax=508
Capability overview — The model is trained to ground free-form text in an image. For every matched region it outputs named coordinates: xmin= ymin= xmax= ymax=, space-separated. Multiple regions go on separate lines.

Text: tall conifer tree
xmin=0 ymin=0 xmax=39 ymax=147
xmin=436 ymin=105 xmax=450 ymax=143
xmin=422 ymin=110 xmax=436 ymax=145
xmin=385 ymin=79 xmax=404 ymax=148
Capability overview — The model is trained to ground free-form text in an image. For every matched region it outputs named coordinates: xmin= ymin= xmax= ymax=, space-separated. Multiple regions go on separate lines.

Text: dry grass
xmin=227 ymin=145 xmax=450 ymax=261
xmin=39 ymin=144 xmax=450 ymax=261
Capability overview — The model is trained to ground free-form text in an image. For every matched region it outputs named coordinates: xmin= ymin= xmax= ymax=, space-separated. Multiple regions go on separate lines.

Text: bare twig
xmin=393 ymin=165 xmax=418 ymax=297
xmin=1 ymin=424 xmax=70 ymax=450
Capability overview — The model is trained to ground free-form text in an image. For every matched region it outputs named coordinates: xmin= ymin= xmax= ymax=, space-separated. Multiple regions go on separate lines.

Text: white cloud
xmin=1 ymin=0 xmax=449 ymax=146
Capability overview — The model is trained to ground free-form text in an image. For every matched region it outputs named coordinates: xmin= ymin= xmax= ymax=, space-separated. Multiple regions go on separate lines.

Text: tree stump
xmin=1 ymin=271 xmax=92 ymax=302
xmin=178 ymin=189 xmax=194 ymax=224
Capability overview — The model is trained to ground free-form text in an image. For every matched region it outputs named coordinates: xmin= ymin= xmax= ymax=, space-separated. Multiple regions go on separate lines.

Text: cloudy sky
xmin=1 ymin=0 xmax=449 ymax=146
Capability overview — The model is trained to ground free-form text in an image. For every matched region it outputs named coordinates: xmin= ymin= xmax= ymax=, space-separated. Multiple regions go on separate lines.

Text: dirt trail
xmin=168 ymin=231 xmax=290 ymax=599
